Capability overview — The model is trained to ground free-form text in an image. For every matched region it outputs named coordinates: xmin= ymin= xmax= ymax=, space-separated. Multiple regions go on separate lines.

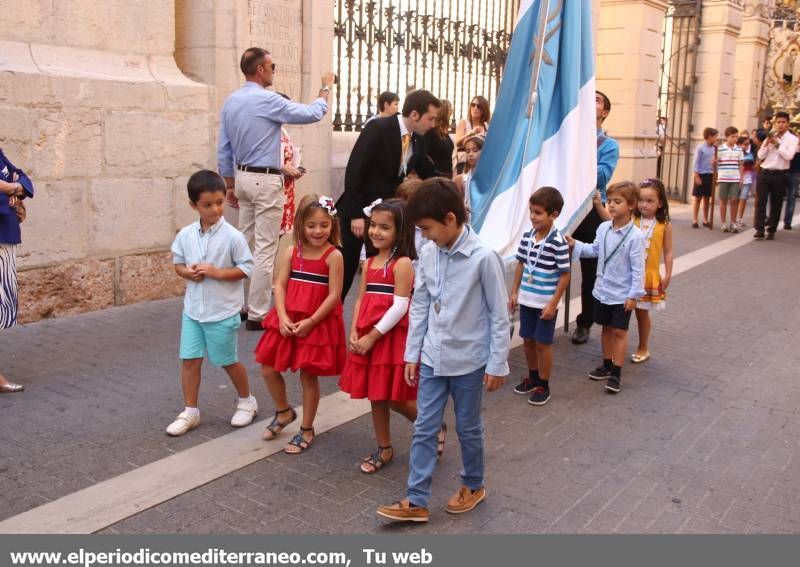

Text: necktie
xmin=400 ymin=133 xmax=411 ymax=174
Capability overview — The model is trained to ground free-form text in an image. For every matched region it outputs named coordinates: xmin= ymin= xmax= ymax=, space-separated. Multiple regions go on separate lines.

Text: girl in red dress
xmin=255 ymin=194 xmax=345 ymax=454
xmin=339 ymin=199 xmax=428 ymax=474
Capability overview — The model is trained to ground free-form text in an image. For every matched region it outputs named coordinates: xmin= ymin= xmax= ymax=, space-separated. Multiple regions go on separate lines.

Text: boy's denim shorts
xmin=179 ymin=312 xmax=240 ymax=366
xmin=519 ymin=305 xmax=557 ymax=345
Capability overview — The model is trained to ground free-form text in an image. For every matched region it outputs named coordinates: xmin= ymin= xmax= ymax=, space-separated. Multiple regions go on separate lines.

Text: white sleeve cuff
xmin=374 ymin=295 xmax=410 ymax=335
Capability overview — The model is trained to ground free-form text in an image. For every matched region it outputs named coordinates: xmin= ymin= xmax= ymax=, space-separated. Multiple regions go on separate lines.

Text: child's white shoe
xmin=166 ymin=411 xmax=200 ymax=436
xmin=230 ymin=396 xmax=258 ymax=427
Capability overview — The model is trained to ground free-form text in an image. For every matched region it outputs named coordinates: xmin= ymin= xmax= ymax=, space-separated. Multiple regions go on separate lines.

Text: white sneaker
xmin=230 ymin=396 xmax=258 ymax=427
xmin=166 ymin=411 xmax=200 ymax=436
xmin=729 ymin=223 xmax=739 ymax=234
xmin=721 ymin=225 xmax=729 ymax=233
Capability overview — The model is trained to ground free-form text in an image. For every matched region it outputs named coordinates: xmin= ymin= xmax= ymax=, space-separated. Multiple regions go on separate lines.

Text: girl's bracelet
xmin=308 ymin=315 xmax=317 ymax=326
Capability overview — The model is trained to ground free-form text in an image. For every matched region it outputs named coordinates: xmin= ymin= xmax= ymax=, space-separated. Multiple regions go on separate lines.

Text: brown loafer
xmin=376 ymin=499 xmax=429 ymax=522
xmin=445 ymin=486 xmax=486 ymax=514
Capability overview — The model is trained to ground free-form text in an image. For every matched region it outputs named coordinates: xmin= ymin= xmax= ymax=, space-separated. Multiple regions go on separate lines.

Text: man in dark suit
xmin=337 ymin=89 xmax=442 ymax=298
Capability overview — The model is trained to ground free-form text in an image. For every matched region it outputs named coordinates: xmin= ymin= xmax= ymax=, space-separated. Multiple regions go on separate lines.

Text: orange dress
xmin=635 ymin=217 xmax=667 ymax=311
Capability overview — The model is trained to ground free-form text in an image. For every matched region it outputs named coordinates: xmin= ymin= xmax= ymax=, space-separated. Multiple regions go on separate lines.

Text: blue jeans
xmin=785 ymin=172 xmax=800 ymax=226
xmin=407 ymin=364 xmax=485 ymax=508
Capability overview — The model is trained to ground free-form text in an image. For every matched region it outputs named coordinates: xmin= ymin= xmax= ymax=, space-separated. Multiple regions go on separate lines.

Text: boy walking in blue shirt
xmin=567 ymin=181 xmax=645 ymax=394
xmin=692 ymin=127 xmax=719 ymax=228
xmin=509 ymin=187 xmax=570 ymax=406
xmin=377 ymin=178 xmax=510 ymax=523
xmin=167 ymin=170 xmax=257 ymax=436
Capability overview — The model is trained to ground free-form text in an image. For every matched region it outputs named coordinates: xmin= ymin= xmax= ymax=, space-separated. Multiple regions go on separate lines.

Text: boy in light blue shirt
xmin=567 ymin=181 xmax=645 ymax=394
xmin=166 ymin=170 xmax=256 ymax=437
xmin=377 ymin=178 xmax=510 ymax=523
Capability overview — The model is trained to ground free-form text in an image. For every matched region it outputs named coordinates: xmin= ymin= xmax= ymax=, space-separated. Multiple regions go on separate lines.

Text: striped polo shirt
xmin=515 ymin=227 xmax=570 ymax=309
xmin=717 ymin=143 xmax=743 ymax=183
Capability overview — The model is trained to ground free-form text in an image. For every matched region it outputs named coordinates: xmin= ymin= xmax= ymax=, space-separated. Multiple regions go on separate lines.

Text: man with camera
xmin=754 ymin=111 xmax=799 ymax=240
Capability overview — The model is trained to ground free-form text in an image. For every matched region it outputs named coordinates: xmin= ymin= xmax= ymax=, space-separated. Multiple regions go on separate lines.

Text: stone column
xmin=730 ymin=1 xmax=771 ymax=131
xmin=596 ymin=0 xmax=670 ymax=183
xmin=692 ymin=0 xmax=743 ymax=133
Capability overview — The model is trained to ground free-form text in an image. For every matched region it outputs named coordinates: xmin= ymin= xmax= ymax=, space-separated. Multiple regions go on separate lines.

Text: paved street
xmin=2 ymin=204 xmax=800 ymax=534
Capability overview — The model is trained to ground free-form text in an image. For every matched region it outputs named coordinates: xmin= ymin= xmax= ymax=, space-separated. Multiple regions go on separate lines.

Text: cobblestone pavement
xmin=2 ymin=204 xmax=799 ymax=534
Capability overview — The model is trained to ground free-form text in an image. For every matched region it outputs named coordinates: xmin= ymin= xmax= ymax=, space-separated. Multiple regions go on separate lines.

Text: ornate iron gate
xmin=656 ymin=0 xmax=702 ymax=201
xmin=332 ymin=0 xmax=520 ymax=132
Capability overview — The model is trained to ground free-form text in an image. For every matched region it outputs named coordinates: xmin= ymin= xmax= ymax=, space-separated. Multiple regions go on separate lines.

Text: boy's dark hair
xmin=377 ymin=91 xmax=400 ymax=113
xmin=702 ymin=127 xmax=719 ymax=140
xmin=402 ymin=89 xmax=442 ymax=118
xmin=240 ymin=47 xmax=269 ymax=76
xmin=737 ymin=135 xmax=749 ymax=145
xmin=187 ymin=170 xmax=226 ymax=203
xmin=529 ymin=186 xmax=564 ymax=215
xmin=606 ymin=180 xmax=639 ymax=207
xmin=405 ymin=177 xmax=467 ymax=225
xmin=724 ymin=126 xmax=738 ymax=137
xmin=363 ymin=198 xmax=417 ymax=261
xmin=596 ymin=90 xmax=611 ymax=113
xmin=775 ymin=111 xmax=790 ymax=121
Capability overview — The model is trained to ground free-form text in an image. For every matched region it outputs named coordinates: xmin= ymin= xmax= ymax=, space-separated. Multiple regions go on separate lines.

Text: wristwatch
xmin=320 ymin=86 xmax=330 ymax=93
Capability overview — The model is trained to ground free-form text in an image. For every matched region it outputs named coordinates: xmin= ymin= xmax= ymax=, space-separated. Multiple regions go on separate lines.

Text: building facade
xmin=0 ymin=0 xmax=777 ymax=322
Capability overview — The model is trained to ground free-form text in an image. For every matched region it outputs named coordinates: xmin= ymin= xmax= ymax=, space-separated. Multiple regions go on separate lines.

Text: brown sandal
xmin=360 ymin=446 xmax=393 ymax=474
xmin=262 ymin=407 xmax=297 ymax=440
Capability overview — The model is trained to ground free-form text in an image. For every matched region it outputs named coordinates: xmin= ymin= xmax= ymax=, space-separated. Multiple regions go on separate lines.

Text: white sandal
xmin=0 ymin=381 xmax=24 ymax=393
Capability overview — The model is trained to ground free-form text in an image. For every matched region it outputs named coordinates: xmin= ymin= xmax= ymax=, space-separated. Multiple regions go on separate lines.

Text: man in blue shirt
xmin=217 ymin=47 xmax=335 ymax=330
xmin=571 ymin=91 xmax=620 ymax=345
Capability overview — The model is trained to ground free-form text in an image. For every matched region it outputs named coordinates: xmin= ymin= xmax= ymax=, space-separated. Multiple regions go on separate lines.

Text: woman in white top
xmin=454 ymin=96 xmax=490 ymax=174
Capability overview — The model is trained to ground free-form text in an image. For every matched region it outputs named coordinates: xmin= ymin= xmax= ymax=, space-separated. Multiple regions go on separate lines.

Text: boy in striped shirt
xmin=509 ymin=187 xmax=571 ymax=405
xmin=717 ymin=126 xmax=744 ymax=233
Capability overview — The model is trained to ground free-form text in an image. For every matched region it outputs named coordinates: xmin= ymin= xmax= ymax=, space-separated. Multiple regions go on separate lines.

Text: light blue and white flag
xmin=470 ymin=0 xmax=596 ymax=258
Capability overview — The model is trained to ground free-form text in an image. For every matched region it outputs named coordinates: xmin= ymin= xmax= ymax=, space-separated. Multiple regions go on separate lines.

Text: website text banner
xmin=2 ymin=535 xmax=798 ymax=567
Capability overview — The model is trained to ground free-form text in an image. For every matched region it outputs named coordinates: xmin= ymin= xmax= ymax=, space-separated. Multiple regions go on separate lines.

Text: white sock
xmin=239 ymin=395 xmax=254 ymax=404
xmin=184 ymin=407 xmax=200 ymax=417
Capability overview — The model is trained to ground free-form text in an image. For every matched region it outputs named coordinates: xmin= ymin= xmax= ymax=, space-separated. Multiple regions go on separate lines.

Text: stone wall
xmin=0 ymin=0 xmax=334 ymax=323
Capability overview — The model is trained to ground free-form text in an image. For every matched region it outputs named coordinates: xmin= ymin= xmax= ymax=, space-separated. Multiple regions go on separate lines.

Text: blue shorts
xmin=179 ymin=312 xmax=240 ymax=366
xmin=519 ymin=305 xmax=557 ymax=345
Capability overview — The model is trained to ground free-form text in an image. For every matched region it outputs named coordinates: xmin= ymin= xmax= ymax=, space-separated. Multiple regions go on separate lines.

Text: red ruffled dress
xmin=339 ymin=258 xmax=417 ymax=401
xmin=255 ymin=246 xmax=345 ymax=376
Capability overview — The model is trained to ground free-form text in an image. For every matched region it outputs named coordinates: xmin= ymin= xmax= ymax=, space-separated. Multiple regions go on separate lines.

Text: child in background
xmin=376 ymin=178 xmax=510 ymax=523
xmin=454 ymin=135 xmax=484 ymax=211
xmin=167 ymin=170 xmax=256 ymax=436
xmin=736 ymin=135 xmax=756 ymax=228
xmin=509 ymin=187 xmax=570 ymax=406
xmin=340 ymin=199 xmax=424 ymax=474
xmin=631 ymin=179 xmax=673 ymax=363
xmin=255 ymin=194 xmax=346 ymax=454
xmin=691 ymin=127 xmax=719 ymax=229
xmin=566 ymin=181 xmax=645 ymax=394
xmin=716 ymin=126 xmax=743 ymax=233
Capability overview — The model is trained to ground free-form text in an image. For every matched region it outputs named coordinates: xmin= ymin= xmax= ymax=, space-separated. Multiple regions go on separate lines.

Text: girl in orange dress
xmin=632 ymin=178 xmax=673 ymax=363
